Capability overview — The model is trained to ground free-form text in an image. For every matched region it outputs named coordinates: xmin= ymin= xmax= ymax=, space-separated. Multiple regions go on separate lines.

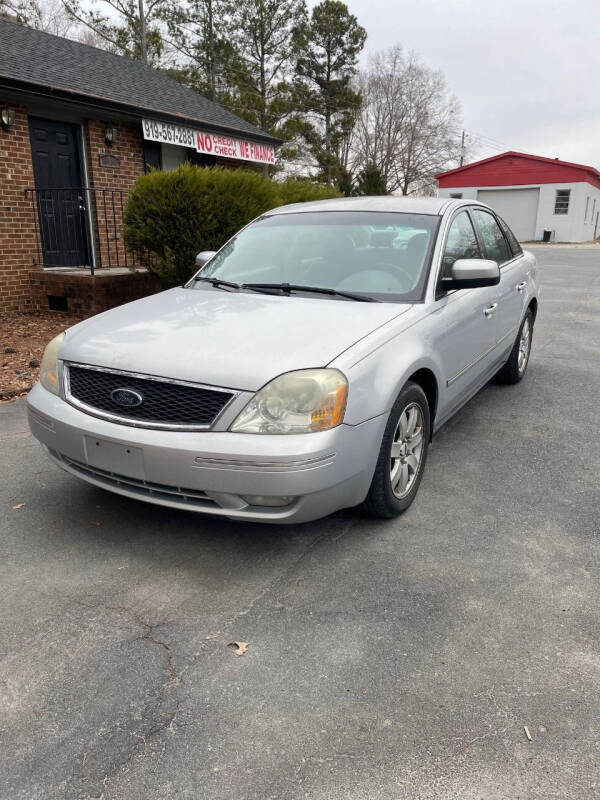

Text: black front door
xmin=29 ymin=117 xmax=90 ymax=267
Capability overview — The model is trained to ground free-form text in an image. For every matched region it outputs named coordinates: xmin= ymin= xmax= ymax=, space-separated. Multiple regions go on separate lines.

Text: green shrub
xmin=275 ymin=178 xmax=342 ymax=205
xmin=123 ymin=165 xmax=279 ymax=286
xmin=123 ymin=166 xmax=342 ymax=287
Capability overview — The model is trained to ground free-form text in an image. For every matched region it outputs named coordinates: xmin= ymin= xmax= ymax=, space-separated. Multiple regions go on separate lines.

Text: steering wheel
xmin=368 ymin=261 xmax=415 ymax=290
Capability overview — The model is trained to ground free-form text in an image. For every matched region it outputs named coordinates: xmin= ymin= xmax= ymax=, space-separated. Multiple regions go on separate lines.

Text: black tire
xmin=496 ymin=309 xmax=534 ymax=385
xmin=362 ymin=381 xmax=430 ymax=519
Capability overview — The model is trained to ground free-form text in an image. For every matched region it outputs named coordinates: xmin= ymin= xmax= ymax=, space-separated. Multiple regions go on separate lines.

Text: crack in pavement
xmin=169 ymin=517 xmax=360 ymax=692
xmin=230 ymin=518 xmax=359 ymax=628
xmin=96 ymin=519 xmax=361 ymax=798
xmin=70 ymin=704 xmax=181 ymax=800
xmin=107 ymin=606 xmax=177 ymax=683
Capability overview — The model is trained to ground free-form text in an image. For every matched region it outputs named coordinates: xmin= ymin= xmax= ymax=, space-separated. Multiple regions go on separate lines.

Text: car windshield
xmin=192 ymin=211 xmax=440 ymax=302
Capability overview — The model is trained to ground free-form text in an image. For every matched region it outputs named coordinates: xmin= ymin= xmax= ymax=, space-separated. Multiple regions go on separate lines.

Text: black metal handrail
xmin=25 ymin=186 xmax=139 ymax=274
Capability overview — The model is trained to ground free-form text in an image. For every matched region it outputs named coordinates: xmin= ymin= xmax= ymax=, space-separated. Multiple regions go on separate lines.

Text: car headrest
xmin=406 ymin=232 xmax=429 ymax=264
xmin=370 ymin=230 xmax=395 ymax=248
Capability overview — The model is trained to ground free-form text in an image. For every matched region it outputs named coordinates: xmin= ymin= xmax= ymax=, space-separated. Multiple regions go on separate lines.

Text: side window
xmin=441 ymin=211 xmax=480 ymax=278
xmin=554 ymin=189 xmax=570 ymax=215
xmin=472 ymin=209 xmax=511 ymax=265
xmin=497 ymin=215 xmax=522 ymax=256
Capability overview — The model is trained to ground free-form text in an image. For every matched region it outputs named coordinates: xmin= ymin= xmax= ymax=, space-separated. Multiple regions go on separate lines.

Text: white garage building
xmin=436 ymin=151 xmax=600 ymax=242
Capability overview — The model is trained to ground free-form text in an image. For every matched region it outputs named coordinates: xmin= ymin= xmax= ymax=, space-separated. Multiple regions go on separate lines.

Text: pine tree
xmin=161 ymin=0 xmax=233 ymax=102
xmin=226 ymin=0 xmax=307 ymax=137
xmin=355 ymin=163 xmax=387 ymax=196
xmin=293 ymin=0 xmax=366 ymax=183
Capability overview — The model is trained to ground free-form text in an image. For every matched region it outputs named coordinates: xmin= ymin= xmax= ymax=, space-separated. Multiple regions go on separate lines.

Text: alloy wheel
xmin=518 ymin=317 xmax=531 ymax=374
xmin=390 ymin=402 xmax=425 ymax=499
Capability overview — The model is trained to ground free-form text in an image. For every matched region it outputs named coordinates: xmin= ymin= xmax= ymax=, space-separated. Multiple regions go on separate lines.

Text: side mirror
xmin=195 ymin=250 xmax=217 ymax=268
xmin=441 ymin=258 xmax=500 ymax=290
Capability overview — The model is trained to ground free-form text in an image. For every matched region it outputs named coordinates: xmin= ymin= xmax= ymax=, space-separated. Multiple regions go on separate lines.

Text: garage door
xmin=476 ymin=188 xmax=539 ymax=241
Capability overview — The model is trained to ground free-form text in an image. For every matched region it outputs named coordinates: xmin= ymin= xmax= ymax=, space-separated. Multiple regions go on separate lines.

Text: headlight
xmin=39 ymin=332 xmax=66 ymax=395
xmin=230 ymin=369 xmax=348 ymax=434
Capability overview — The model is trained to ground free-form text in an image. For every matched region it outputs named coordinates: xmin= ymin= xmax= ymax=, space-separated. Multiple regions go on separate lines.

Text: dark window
xmin=441 ymin=211 xmax=481 ymax=278
xmin=188 ymin=150 xmax=217 ymax=167
xmin=143 ymin=140 xmax=161 ymax=172
xmin=497 ymin=215 xmax=522 ymax=256
xmin=472 ymin=209 xmax=511 ymax=264
xmin=554 ymin=189 xmax=570 ymax=215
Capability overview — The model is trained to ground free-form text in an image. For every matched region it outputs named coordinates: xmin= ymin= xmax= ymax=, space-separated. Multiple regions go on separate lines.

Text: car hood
xmin=61 ymin=287 xmax=412 ymax=391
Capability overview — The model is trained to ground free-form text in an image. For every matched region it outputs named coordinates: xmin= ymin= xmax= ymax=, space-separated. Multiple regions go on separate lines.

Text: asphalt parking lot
xmin=1 ymin=245 xmax=599 ymax=800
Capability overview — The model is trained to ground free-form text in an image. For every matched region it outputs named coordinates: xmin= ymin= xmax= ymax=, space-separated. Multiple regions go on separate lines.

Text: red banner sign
xmin=195 ymin=131 xmax=275 ymax=165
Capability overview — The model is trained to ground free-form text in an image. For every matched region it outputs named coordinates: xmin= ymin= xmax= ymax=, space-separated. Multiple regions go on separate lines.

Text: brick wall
xmin=0 ymin=104 xmax=38 ymax=311
xmin=0 ymin=112 xmax=148 ymax=311
xmin=0 ymin=107 xmax=267 ymax=313
xmin=29 ymin=269 xmax=159 ymax=317
xmin=84 ymin=119 xmax=146 ymax=268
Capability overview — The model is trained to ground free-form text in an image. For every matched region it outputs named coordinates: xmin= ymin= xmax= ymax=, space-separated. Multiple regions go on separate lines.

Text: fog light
xmin=242 ymin=495 xmax=297 ymax=507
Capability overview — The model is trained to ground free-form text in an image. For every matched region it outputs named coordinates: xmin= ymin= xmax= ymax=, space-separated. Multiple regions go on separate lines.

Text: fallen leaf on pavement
xmin=227 ymin=641 xmax=248 ymax=656
xmin=12 ymin=503 xmax=25 ymax=510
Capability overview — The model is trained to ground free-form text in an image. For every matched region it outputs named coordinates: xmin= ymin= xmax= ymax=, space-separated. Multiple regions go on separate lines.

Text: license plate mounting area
xmin=83 ymin=437 xmax=145 ymax=480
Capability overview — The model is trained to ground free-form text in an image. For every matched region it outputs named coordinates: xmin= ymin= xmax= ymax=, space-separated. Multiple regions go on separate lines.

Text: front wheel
xmin=362 ymin=382 xmax=430 ymax=519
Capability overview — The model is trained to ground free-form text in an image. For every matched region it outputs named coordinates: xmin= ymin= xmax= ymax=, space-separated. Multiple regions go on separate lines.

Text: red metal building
xmin=436 ymin=152 xmax=600 ymax=242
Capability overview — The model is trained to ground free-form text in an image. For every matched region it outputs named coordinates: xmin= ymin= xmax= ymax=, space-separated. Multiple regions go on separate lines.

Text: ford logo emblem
xmin=110 ymin=388 xmax=144 ymax=408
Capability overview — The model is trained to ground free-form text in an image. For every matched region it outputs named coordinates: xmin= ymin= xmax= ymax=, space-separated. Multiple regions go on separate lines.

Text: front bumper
xmin=27 ymin=383 xmax=387 ymax=523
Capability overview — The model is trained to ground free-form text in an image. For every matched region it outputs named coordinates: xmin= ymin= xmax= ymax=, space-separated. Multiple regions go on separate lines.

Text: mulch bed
xmin=1 ymin=312 xmax=83 ymax=402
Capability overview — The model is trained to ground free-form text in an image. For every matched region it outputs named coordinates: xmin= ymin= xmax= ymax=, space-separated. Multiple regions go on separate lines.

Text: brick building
xmin=0 ymin=19 xmax=281 ymax=314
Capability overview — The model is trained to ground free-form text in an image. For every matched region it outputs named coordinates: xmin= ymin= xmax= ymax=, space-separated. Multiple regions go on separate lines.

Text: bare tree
xmin=353 ymin=45 xmax=462 ymax=195
xmin=62 ymin=0 xmax=168 ymax=64
xmin=1 ymin=0 xmax=78 ymax=36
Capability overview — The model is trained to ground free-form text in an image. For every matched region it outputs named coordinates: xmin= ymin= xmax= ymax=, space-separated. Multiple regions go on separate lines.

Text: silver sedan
xmin=27 ymin=197 xmax=539 ymax=523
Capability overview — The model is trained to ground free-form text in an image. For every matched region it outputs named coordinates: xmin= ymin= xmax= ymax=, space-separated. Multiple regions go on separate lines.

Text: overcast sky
xmin=321 ymin=0 xmax=600 ymax=167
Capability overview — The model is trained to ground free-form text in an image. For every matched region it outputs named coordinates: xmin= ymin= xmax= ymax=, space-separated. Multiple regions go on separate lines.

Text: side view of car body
xmin=27 ymin=197 xmax=538 ymax=523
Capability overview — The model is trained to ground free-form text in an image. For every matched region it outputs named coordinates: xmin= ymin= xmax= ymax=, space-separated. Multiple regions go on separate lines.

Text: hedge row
xmin=123 ymin=166 xmax=342 ymax=286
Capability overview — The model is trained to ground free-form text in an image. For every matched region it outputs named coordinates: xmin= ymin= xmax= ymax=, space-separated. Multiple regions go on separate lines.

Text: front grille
xmin=66 ymin=364 xmax=234 ymax=429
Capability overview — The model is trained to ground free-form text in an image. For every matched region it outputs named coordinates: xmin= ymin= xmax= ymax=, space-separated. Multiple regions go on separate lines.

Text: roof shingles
xmin=0 ymin=19 xmax=279 ymax=144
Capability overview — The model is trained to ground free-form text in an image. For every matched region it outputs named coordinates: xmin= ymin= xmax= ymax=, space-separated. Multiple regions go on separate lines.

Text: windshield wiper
xmin=241 ymin=283 xmax=379 ymax=302
xmin=192 ymin=276 xmax=240 ymax=290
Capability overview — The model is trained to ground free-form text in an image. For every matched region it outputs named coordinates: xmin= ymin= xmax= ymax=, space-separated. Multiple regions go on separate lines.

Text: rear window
xmin=497 ymin=215 xmax=523 ymax=256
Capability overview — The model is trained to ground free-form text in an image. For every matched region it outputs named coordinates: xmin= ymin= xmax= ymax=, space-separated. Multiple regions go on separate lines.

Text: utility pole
xmin=460 ymin=130 xmax=465 ymax=167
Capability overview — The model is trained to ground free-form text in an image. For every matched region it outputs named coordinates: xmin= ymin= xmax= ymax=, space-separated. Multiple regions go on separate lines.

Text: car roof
xmin=264 ymin=195 xmax=456 ymax=217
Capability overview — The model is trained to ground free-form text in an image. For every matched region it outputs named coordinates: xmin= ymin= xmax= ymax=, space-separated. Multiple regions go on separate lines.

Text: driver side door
xmin=433 ymin=209 xmax=501 ymax=418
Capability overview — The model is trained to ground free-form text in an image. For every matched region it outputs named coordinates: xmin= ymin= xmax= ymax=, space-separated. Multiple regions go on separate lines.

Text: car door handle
xmin=516 ymin=281 xmax=527 ymax=293
xmin=483 ymin=303 xmax=498 ymax=318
